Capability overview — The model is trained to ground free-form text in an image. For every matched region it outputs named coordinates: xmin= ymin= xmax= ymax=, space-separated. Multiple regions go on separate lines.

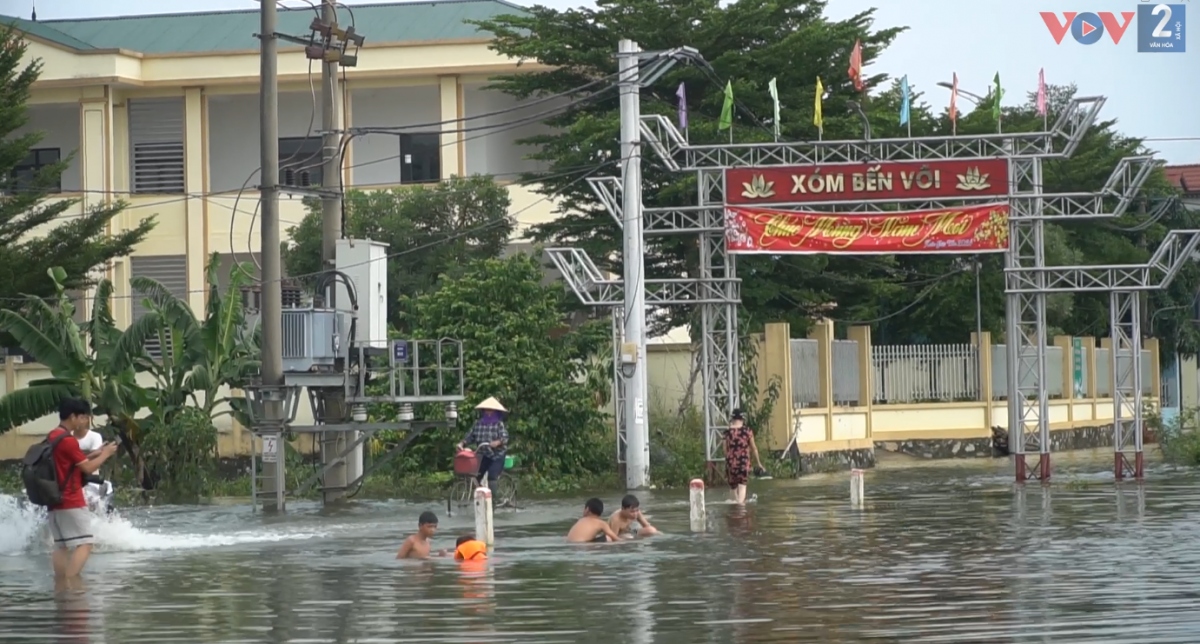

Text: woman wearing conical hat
xmin=455 ymin=397 xmax=509 ymax=489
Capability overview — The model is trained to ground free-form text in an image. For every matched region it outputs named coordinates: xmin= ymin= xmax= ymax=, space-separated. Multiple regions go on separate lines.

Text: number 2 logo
xmin=1137 ymin=3 xmax=1187 ymax=53
xmin=1151 ymin=4 xmax=1174 ymax=37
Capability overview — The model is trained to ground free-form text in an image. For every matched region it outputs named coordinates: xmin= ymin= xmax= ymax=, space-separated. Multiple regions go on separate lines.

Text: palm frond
xmin=109 ymin=312 xmax=161 ymax=373
xmin=0 ymin=310 xmax=85 ymax=374
xmin=0 ymin=383 xmax=78 ymax=433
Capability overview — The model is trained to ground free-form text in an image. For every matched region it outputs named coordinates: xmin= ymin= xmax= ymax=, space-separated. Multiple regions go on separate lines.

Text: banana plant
xmin=125 ymin=254 xmax=260 ymax=430
xmin=0 ymin=267 xmax=147 ymax=458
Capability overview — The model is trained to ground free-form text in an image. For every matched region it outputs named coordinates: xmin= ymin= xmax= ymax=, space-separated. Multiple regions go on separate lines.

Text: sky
xmin=2 ymin=0 xmax=1196 ymax=163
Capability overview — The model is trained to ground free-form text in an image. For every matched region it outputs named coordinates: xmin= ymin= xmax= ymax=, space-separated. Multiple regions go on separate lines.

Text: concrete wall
xmin=13 ymin=103 xmax=82 ymax=192
xmin=206 ymin=91 xmax=324 ymax=193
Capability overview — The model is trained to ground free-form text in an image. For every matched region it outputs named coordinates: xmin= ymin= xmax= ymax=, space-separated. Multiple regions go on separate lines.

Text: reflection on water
xmin=3 ymin=451 xmax=1200 ymax=642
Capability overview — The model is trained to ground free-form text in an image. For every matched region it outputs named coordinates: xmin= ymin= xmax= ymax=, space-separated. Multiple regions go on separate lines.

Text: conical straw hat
xmin=474 ymin=397 xmax=507 ymax=412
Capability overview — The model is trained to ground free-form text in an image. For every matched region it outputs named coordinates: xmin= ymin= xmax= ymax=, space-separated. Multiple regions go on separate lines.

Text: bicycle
xmin=446 ymin=453 xmax=519 ymax=515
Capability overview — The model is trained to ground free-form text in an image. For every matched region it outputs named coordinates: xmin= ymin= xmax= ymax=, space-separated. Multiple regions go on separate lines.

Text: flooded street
xmin=3 ymin=450 xmax=1200 ymax=643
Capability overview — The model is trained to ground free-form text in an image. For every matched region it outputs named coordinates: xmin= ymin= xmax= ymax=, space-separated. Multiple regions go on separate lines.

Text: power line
xmin=0 ymin=156 xmax=621 ymax=306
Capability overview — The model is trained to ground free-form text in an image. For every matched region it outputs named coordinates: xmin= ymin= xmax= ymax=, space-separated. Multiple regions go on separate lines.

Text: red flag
xmin=848 ymin=39 xmax=863 ymax=91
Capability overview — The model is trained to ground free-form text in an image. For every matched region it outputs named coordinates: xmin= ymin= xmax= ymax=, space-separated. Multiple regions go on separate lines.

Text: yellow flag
xmin=813 ymin=77 xmax=824 ymax=133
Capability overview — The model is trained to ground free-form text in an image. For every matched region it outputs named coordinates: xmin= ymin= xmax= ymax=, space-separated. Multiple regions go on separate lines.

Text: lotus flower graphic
xmin=956 ymin=167 xmax=991 ymax=191
xmin=741 ymin=174 xmax=776 ymax=200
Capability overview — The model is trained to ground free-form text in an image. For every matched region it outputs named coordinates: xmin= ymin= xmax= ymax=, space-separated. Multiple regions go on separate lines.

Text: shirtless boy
xmin=567 ymin=498 xmax=620 ymax=543
xmin=608 ymin=494 xmax=660 ymax=538
xmin=396 ymin=511 xmax=445 ymax=559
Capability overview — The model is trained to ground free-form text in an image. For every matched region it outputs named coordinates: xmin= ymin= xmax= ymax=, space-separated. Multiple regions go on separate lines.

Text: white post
xmin=689 ymin=478 xmax=706 ymax=532
xmin=850 ymin=469 xmax=865 ymax=509
xmin=473 ymin=485 xmax=494 ymax=547
xmin=618 ymin=39 xmax=650 ymax=490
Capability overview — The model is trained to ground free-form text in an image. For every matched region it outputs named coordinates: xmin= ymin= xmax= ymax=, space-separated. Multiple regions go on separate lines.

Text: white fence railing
xmin=790 ymin=340 xmax=1154 ymax=407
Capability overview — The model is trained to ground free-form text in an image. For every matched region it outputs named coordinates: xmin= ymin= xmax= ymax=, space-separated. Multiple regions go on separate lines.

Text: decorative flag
xmin=848 ymin=39 xmax=863 ymax=91
xmin=768 ymin=77 xmax=781 ymax=141
xmin=813 ymin=76 xmax=824 ymax=134
xmin=899 ymin=75 xmax=911 ymax=126
xmin=949 ymin=72 xmax=959 ymax=134
xmin=991 ymin=72 xmax=1003 ymax=121
xmin=676 ymin=82 xmax=688 ymax=131
xmin=718 ymin=81 xmax=734 ymax=131
xmin=1036 ymin=68 xmax=1047 ymax=117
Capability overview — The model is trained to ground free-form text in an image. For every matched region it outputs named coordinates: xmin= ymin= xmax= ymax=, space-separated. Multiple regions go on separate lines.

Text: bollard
xmin=850 ymin=469 xmax=865 ymax=509
xmin=689 ymin=478 xmax=707 ymax=532
xmin=474 ymin=485 xmax=494 ymax=547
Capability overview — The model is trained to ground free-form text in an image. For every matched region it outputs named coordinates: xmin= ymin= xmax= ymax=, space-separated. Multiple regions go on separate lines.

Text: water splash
xmin=0 ymin=494 xmax=328 ymax=555
xmin=0 ymin=494 xmax=46 ymax=555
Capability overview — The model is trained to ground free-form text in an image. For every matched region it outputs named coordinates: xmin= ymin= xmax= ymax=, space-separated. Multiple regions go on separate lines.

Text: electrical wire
xmin=0 ymin=155 xmax=624 ymax=307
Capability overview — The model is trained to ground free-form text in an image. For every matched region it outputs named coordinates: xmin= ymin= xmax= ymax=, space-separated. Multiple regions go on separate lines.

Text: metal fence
xmin=789 ymin=339 xmax=861 ymax=407
xmin=872 ymin=344 xmax=979 ymax=404
xmin=791 ymin=339 xmax=1154 ymax=407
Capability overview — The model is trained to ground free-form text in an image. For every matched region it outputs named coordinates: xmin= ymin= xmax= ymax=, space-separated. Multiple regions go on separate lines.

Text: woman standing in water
xmin=723 ymin=408 xmax=763 ymax=504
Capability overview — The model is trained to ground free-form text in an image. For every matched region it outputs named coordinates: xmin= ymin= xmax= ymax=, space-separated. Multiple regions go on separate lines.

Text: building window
xmin=400 ymin=133 xmax=440 ymax=184
xmin=8 ymin=148 xmax=61 ymax=194
xmin=129 ymin=98 xmax=186 ymax=194
xmin=279 ymin=137 xmax=323 ymax=187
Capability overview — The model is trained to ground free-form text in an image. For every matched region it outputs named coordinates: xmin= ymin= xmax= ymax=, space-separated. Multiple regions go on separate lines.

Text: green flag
xmin=719 ymin=81 xmax=734 ymax=131
xmin=992 ymin=72 xmax=1003 ymax=121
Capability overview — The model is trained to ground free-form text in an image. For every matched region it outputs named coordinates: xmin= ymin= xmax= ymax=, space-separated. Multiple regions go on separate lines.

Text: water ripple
xmin=2 ymin=456 xmax=1200 ymax=642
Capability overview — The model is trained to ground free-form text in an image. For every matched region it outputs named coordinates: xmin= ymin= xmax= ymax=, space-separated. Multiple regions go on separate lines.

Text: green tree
xmin=865 ymin=83 xmax=1200 ymax=353
xmin=0 ymin=26 xmax=153 ymax=323
xmin=473 ymin=0 xmax=907 ymax=336
xmin=402 ymin=254 xmax=611 ymax=475
xmin=282 ymin=175 xmax=514 ymax=329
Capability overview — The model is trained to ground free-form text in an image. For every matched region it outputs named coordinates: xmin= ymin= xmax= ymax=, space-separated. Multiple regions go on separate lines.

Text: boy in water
xmin=608 ymin=494 xmax=660 ymax=538
xmin=396 ymin=511 xmax=445 ymax=559
xmin=567 ymin=498 xmax=620 ymax=543
xmin=454 ymin=534 xmax=488 ymax=561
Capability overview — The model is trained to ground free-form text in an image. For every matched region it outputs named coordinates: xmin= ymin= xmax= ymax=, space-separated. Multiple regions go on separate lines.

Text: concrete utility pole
xmin=259 ymin=0 xmax=285 ymax=511
xmin=319 ymin=0 xmax=349 ymax=502
xmin=617 ymin=39 xmax=650 ymax=489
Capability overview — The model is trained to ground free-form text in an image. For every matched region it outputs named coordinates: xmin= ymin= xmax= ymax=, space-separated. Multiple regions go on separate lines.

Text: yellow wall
xmin=750 ymin=321 xmax=1161 ymax=456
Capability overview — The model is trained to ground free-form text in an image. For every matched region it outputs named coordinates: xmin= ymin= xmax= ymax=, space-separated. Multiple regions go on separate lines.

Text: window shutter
xmin=130 ymin=255 xmax=188 ymax=358
xmin=129 ymin=98 xmax=185 ymax=194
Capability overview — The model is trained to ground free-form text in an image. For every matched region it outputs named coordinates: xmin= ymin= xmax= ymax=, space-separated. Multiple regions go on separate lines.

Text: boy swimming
xmin=567 ymin=498 xmax=620 ymax=543
xmin=454 ymin=534 xmax=488 ymax=561
xmin=608 ymin=494 xmax=660 ymax=538
xmin=396 ymin=511 xmax=445 ymax=559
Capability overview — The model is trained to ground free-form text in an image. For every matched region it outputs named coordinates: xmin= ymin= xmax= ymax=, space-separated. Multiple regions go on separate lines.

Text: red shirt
xmin=48 ymin=427 xmax=87 ymax=510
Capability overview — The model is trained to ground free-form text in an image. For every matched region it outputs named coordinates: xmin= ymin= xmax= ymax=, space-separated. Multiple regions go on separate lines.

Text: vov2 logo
xmin=1040 ymin=3 xmax=1187 ymax=52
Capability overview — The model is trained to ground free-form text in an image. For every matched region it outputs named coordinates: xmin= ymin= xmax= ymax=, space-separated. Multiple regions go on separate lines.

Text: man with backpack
xmin=24 ymin=398 xmax=118 ymax=580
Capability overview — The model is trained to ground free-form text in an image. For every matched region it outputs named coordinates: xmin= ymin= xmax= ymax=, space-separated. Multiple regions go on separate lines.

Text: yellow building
xmin=5 ymin=0 xmax=560 ymax=329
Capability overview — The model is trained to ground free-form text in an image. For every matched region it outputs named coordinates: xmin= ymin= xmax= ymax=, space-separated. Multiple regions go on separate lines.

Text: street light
xmin=936 ymin=81 xmax=986 ymax=105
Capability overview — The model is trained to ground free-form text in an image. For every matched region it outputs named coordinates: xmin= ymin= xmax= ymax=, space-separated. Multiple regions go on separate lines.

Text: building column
xmin=79 ymin=87 xmax=114 ymax=322
xmin=808 ymin=319 xmax=835 ymax=441
xmin=183 ymin=87 xmax=207 ymax=312
xmin=438 ymin=75 xmax=463 ymax=179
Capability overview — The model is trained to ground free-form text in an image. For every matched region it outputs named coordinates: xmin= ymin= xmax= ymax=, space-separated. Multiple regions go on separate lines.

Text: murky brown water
xmin=3 ymin=450 xmax=1200 ymax=643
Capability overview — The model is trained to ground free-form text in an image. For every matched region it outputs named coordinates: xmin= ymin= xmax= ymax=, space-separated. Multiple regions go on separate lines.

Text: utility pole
xmin=617 ymin=39 xmax=649 ymax=489
xmin=259 ymin=0 xmax=285 ymax=512
xmin=318 ymin=0 xmax=349 ymax=502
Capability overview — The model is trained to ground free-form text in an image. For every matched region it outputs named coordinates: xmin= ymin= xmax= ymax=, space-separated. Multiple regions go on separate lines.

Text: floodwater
xmin=3 ymin=450 xmax=1200 ymax=643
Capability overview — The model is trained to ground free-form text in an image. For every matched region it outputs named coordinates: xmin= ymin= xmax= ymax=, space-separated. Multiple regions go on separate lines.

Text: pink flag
xmin=1036 ymin=68 xmax=1047 ymax=116
xmin=848 ymin=40 xmax=863 ymax=91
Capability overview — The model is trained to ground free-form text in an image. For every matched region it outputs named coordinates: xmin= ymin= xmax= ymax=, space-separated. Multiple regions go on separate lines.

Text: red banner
xmin=725 ymin=203 xmax=1010 ymax=254
xmin=725 ymin=159 xmax=1010 ymax=205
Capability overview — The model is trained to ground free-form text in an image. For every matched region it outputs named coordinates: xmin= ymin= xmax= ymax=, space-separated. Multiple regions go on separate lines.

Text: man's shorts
xmin=48 ymin=508 xmax=94 ymax=548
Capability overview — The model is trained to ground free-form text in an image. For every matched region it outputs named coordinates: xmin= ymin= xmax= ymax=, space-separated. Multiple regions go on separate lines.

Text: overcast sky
xmin=2 ymin=0 xmax=1196 ymax=163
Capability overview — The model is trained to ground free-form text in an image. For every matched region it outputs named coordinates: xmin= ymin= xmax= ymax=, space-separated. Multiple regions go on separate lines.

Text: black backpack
xmin=22 ymin=432 xmax=70 ymax=507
